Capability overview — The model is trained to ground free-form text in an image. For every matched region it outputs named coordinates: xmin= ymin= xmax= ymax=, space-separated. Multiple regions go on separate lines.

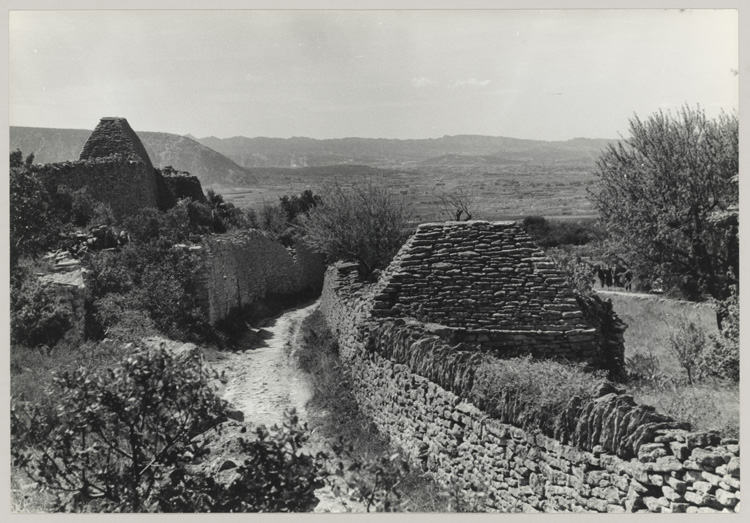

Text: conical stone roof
xmin=79 ymin=117 xmax=154 ymax=170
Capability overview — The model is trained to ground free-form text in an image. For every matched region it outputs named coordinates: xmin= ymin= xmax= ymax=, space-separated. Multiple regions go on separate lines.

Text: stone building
xmin=369 ymin=220 xmax=623 ymax=364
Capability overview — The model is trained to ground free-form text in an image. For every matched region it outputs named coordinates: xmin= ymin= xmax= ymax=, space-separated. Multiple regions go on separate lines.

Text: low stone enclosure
xmin=320 ymin=221 xmax=740 ymax=513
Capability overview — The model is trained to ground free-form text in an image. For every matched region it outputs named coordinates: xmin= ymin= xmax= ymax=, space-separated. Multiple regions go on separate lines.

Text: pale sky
xmin=9 ymin=9 xmax=739 ymax=141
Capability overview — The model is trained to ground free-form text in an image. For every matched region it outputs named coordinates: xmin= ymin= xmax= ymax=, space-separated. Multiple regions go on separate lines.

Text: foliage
xmin=156 ymin=412 xmax=329 ymax=512
xmin=591 ymin=105 xmax=738 ymax=301
xmin=704 ymin=284 xmax=739 ymax=381
xmin=86 ymin=241 xmax=211 ymax=342
xmin=522 ymin=215 xmax=600 ymax=248
xmin=279 ymin=189 xmax=321 ymax=223
xmin=299 ymin=180 xmax=411 ymax=277
xmin=668 ymin=318 xmax=708 ymax=385
xmin=10 ymin=261 xmax=73 ymax=348
xmin=206 ymin=189 xmax=249 ymax=231
xmin=435 ymin=187 xmax=476 ymax=221
xmin=625 ymin=349 xmax=666 ymax=385
xmin=329 ymin=442 xmax=411 ymax=512
xmin=472 ymin=356 xmax=609 ymax=436
xmin=11 ymin=345 xmax=228 ymax=512
xmin=256 ymin=200 xmax=289 ymax=239
xmin=630 ymin=381 xmax=739 ymax=439
xmin=9 ymin=153 xmax=59 ymax=266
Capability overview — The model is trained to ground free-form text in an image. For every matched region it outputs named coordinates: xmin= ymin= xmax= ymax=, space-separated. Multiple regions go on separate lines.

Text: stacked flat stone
xmin=320 ymin=267 xmax=741 ymax=513
xmin=371 ymin=221 xmax=602 ymax=362
xmin=79 ymin=117 xmax=154 ymax=170
xmin=37 ymin=117 xmax=210 ymax=218
xmin=196 ymin=231 xmax=326 ymax=323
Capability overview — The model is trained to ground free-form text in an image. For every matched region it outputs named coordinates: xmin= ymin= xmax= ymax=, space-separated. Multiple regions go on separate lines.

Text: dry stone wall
xmin=36 ymin=157 xmax=159 ymax=219
xmin=320 ymin=265 xmax=741 ymax=513
xmin=197 ymin=231 xmax=325 ymax=323
xmin=162 ymin=174 xmax=209 ymax=204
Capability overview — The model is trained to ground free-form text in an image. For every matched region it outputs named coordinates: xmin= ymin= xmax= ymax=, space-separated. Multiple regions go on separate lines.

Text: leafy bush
xmin=12 ymin=345 xmax=228 ymax=512
xmin=87 ymin=244 xmax=211 ymax=343
xmin=11 ymin=268 xmax=73 ymax=348
xmin=279 ymin=189 xmax=321 ymax=223
xmin=10 ymin=157 xmax=60 ymax=266
xmin=625 ymin=349 xmax=665 ymax=384
xmin=155 ymin=412 xmax=329 ymax=512
xmin=704 ymin=284 xmax=739 ymax=381
xmin=299 ymin=180 xmax=411 ymax=277
xmin=85 ymin=205 xmax=215 ymax=343
xmin=668 ymin=318 xmax=708 ymax=385
xmin=522 ymin=215 xmax=599 ymax=248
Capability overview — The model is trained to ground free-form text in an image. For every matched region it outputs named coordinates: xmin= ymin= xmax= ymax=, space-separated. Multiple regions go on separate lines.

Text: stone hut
xmin=79 ymin=117 xmax=154 ymax=170
xmin=370 ymin=221 xmax=622 ymax=364
xmin=35 ymin=117 xmax=207 ymax=218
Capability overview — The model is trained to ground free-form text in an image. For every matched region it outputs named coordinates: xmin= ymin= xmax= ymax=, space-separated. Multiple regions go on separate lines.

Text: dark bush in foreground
xmin=10 ymin=266 xmax=72 ymax=348
xmin=12 ymin=345 xmax=228 ymax=512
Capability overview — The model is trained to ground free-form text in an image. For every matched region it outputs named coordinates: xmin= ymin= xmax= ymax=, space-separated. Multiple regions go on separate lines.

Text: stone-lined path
xmin=213 ymin=302 xmax=317 ymax=428
xmin=209 ymin=300 xmax=365 ymax=512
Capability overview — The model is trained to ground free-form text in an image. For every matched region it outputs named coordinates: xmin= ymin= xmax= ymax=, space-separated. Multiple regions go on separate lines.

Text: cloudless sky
xmin=9 ymin=9 xmax=739 ymax=141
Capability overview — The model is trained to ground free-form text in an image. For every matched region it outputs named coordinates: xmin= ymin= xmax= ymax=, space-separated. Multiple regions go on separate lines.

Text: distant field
xmin=208 ymin=160 xmax=598 ymax=222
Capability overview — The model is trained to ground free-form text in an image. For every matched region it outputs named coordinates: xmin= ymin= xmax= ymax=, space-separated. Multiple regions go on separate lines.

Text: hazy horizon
xmin=10 ymin=10 xmax=738 ymax=141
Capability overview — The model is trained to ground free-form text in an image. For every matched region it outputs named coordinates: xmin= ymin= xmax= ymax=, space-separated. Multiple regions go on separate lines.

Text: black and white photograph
xmin=6 ymin=2 xmax=743 ymax=514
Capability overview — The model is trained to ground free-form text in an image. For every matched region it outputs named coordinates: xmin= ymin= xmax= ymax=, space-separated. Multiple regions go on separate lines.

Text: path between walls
xmin=210 ymin=300 xmax=366 ymax=513
xmin=213 ymin=302 xmax=317 ymax=428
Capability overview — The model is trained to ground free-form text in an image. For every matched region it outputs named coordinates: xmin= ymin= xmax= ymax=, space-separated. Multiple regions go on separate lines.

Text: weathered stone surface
xmin=79 ymin=116 xmax=154 ymax=170
xmin=200 ymin=233 xmax=325 ymax=323
xmin=319 ymin=248 xmax=741 ymax=514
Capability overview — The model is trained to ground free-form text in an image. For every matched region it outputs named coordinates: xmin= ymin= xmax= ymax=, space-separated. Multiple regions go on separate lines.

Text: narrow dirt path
xmin=209 ymin=301 xmax=366 ymax=512
xmin=213 ymin=302 xmax=317 ymax=428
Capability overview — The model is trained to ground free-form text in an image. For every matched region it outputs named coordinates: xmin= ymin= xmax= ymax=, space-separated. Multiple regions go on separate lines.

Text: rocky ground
xmin=203 ymin=301 xmax=366 ymax=513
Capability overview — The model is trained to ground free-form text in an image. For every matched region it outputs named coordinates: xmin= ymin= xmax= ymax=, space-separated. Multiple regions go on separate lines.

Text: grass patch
xmin=630 ymin=381 xmax=739 ymax=439
xmin=605 ymin=292 xmax=738 ymax=438
xmin=472 ymin=356 xmax=609 ymax=437
xmin=605 ymin=292 xmax=717 ymax=377
xmin=295 ymin=308 xmax=451 ymax=512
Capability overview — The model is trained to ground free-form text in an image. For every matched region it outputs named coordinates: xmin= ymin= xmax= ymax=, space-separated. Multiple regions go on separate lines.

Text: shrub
xmin=625 ymin=349 xmax=666 ymax=385
xmin=522 ymin=215 xmax=599 ymax=248
xmin=11 ymin=345 xmax=228 ymax=512
xmin=156 ymin=412 xmax=330 ymax=512
xmin=668 ymin=318 xmax=708 ymax=385
xmin=299 ymin=180 xmax=411 ymax=278
xmin=11 ymin=272 xmax=73 ymax=348
xmin=10 ymin=158 xmax=59 ymax=265
xmin=704 ymin=284 xmax=739 ymax=381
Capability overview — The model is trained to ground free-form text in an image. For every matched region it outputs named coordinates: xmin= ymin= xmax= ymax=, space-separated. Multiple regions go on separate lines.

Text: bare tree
xmin=435 ymin=186 xmax=476 ymax=221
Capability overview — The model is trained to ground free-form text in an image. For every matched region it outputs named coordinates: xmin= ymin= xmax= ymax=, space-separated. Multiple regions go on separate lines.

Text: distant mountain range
xmin=196 ymin=134 xmax=617 ymax=168
xmin=10 ymin=126 xmax=255 ymax=186
xmin=10 ymin=125 xmax=616 ymax=188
